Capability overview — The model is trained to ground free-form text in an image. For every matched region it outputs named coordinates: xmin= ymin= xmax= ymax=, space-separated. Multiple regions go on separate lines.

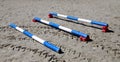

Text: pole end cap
xmin=102 ymin=26 xmax=109 ymax=32
xmin=32 ymin=19 xmax=37 ymax=22
xmin=48 ymin=14 xmax=53 ymax=18
xmin=80 ymin=36 xmax=90 ymax=41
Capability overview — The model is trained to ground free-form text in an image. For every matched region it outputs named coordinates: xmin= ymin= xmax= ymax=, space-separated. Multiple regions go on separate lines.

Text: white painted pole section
xmin=16 ymin=27 xmax=24 ymax=32
xmin=32 ymin=35 xmax=44 ymax=44
xmin=57 ymin=14 xmax=67 ymax=18
xmin=78 ymin=18 xmax=91 ymax=23
xmin=59 ymin=26 xmax=72 ymax=32
xmin=41 ymin=20 xmax=49 ymax=24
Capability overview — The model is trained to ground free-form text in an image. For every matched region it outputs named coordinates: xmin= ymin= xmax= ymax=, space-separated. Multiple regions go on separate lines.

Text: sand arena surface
xmin=0 ymin=0 xmax=120 ymax=62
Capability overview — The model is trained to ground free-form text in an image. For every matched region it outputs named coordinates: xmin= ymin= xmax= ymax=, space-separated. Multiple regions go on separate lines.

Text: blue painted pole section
xmin=34 ymin=17 xmax=41 ymax=22
xmin=9 ymin=23 xmax=60 ymax=52
xmin=71 ymin=30 xmax=88 ymax=38
xmin=49 ymin=22 xmax=60 ymax=29
xmin=91 ymin=20 xmax=108 ymax=26
xmin=49 ymin=12 xmax=58 ymax=17
xmin=23 ymin=30 xmax=33 ymax=38
xmin=43 ymin=41 xmax=60 ymax=52
xmin=67 ymin=16 xmax=78 ymax=21
xmin=9 ymin=23 xmax=17 ymax=29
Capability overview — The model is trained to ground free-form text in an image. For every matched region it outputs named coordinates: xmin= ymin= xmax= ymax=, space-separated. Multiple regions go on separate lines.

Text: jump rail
xmin=9 ymin=23 xmax=61 ymax=53
xmin=48 ymin=12 xmax=109 ymax=32
xmin=32 ymin=17 xmax=90 ymax=41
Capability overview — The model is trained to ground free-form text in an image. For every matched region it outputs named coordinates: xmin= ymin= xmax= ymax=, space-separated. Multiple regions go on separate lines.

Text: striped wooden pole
xmin=9 ymin=23 xmax=61 ymax=53
xmin=48 ymin=12 xmax=109 ymax=32
xmin=32 ymin=17 xmax=90 ymax=41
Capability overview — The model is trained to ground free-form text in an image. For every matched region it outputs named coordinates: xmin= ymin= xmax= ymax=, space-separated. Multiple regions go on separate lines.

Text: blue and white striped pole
xmin=9 ymin=23 xmax=61 ymax=53
xmin=32 ymin=17 xmax=90 ymax=41
xmin=48 ymin=12 xmax=109 ymax=32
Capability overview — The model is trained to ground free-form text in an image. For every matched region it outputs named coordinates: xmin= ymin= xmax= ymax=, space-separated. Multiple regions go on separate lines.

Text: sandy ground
xmin=0 ymin=0 xmax=120 ymax=62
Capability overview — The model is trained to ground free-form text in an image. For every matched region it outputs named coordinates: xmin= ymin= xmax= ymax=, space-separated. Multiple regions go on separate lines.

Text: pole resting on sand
xmin=32 ymin=17 xmax=90 ymax=41
xmin=9 ymin=23 xmax=61 ymax=53
xmin=48 ymin=12 xmax=109 ymax=32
